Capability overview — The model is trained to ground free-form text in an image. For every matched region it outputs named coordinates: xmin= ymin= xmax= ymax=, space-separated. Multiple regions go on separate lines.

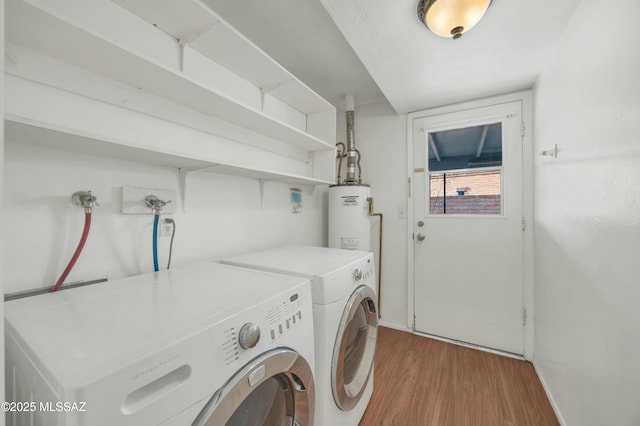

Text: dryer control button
xmin=239 ymin=323 xmax=261 ymax=349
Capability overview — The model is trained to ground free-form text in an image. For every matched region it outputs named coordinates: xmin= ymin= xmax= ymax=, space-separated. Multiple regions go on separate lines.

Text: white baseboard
xmin=378 ymin=319 xmax=412 ymax=333
xmin=532 ymin=358 xmax=567 ymax=426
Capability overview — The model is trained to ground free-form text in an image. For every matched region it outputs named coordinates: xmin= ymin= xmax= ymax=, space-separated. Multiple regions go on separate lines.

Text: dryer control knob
xmin=353 ymin=269 xmax=363 ymax=281
xmin=239 ymin=323 xmax=261 ymax=349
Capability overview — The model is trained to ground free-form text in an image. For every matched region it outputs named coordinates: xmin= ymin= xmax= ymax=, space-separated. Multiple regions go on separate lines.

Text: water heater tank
xmin=328 ymin=184 xmax=371 ymax=251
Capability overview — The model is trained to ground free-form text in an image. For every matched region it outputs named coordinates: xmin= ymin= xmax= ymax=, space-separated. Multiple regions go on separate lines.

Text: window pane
xmin=428 ymin=123 xmax=502 ymax=171
xmin=227 ymin=376 xmax=291 ymax=425
xmin=427 ymin=122 xmax=503 ymax=215
xmin=429 ymin=169 xmax=502 ymax=215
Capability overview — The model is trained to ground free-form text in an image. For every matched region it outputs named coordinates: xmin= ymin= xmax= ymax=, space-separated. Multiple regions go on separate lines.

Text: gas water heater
xmin=328 ymin=94 xmax=372 ymax=251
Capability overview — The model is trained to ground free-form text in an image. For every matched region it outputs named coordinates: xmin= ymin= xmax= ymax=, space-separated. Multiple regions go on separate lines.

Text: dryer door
xmin=331 ymin=285 xmax=378 ymax=410
xmin=193 ymin=348 xmax=314 ymax=426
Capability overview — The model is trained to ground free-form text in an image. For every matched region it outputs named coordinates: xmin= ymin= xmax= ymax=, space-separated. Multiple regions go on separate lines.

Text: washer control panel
xmin=265 ymin=292 xmax=304 ymax=342
xmin=352 ymin=256 xmax=375 ymax=284
xmin=218 ymin=284 xmax=311 ymax=367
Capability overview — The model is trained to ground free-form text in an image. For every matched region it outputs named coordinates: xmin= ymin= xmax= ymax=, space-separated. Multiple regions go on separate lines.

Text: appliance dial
xmin=239 ymin=323 xmax=261 ymax=349
xmin=353 ymin=268 xmax=363 ymax=281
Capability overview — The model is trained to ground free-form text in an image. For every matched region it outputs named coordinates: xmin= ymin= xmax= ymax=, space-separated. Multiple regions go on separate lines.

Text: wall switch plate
xmin=121 ymin=186 xmax=176 ymax=215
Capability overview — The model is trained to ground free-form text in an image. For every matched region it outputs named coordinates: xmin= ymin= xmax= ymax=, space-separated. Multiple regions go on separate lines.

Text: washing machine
xmin=222 ymin=246 xmax=378 ymax=426
xmin=4 ymin=262 xmax=316 ymax=426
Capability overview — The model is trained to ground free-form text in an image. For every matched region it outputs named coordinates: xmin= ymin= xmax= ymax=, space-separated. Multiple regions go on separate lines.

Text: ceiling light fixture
xmin=417 ymin=0 xmax=492 ymax=40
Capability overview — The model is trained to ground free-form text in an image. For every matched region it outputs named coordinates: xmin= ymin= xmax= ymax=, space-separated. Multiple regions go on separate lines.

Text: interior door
xmin=412 ymin=101 xmax=524 ymax=355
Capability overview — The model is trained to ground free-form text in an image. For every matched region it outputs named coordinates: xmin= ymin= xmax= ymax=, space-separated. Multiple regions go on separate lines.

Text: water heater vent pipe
xmin=344 ymin=94 xmax=358 ymax=184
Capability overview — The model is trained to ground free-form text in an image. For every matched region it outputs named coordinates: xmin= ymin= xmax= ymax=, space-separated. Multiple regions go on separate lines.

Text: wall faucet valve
xmin=145 ymin=195 xmax=171 ymax=214
xmin=72 ymin=191 xmax=99 ymax=212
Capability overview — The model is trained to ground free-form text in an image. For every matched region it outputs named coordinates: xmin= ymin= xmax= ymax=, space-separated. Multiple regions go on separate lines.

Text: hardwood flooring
xmin=359 ymin=327 xmax=559 ymax=426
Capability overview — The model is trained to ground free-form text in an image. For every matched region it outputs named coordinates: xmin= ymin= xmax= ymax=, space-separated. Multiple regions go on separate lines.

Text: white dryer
xmin=222 ymin=246 xmax=378 ymax=426
xmin=5 ymin=262 xmax=316 ymax=426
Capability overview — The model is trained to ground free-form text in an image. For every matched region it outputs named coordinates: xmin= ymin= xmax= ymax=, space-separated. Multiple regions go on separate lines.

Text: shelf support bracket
xmin=178 ymin=21 xmax=221 ymax=72
xmin=258 ymin=179 xmax=265 ymax=210
xmin=179 ymin=165 xmax=220 ymax=212
xmin=259 ymin=79 xmax=295 ymax=112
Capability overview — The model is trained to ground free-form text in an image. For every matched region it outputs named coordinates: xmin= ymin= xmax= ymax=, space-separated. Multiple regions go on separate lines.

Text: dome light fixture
xmin=417 ymin=0 xmax=492 ymax=40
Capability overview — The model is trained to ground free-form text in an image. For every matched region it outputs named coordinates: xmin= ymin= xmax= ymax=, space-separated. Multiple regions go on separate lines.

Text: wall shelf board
xmin=6 ymin=0 xmax=335 ymax=152
xmin=5 ymin=120 xmax=334 ymax=187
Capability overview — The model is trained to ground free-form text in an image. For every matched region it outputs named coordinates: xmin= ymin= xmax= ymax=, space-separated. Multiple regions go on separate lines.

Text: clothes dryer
xmin=5 ymin=263 xmax=315 ymax=426
xmin=223 ymin=246 xmax=378 ymax=426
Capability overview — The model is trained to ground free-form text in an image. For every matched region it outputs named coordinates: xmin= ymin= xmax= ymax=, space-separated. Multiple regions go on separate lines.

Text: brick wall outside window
xmin=430 ymin=169 xmax=501 ymax=215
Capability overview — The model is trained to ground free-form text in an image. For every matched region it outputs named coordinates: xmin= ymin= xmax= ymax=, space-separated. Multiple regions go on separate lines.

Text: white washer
xmin=223 ymin=246 xmax=378 ymax=426
xmin=5 ymin=262 xmax=316 ymax=426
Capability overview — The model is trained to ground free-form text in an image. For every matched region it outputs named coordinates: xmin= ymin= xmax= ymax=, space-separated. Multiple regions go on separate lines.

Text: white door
xmin=412 ymin=101 xmax=524 ymax=355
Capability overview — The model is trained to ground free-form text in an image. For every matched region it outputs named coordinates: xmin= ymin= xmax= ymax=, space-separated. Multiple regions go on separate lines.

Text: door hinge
xmin=408 ymin=177 xmax=412 ymax=198
xmin=413 ymin=314 xmax=416 ymax=330
xmin=521 ymin=122 xmax=526 ymax=138
xmin=522 ymin=308 xmax=527 ymax=326
xmin=521 ymin=215 xmax=527 ymax=231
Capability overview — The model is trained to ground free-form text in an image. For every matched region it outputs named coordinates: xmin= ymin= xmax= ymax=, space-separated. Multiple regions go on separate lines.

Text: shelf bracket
xmin=178 ymin=21 xmax=221 ymax=72
xmin=179 ymin=165 xmax=220 ymax=212
xmin=259 ymin=78 xmax=295 ymax=111
xmin=258 ymin=179 xmax=264 ymax=210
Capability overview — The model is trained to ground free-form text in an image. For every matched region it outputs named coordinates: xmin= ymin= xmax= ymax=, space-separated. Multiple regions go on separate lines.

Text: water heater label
xmin=340 ymin=237 xmax=359 ymax=250
xmin=341 ymin=196 xmax=359 ymax=206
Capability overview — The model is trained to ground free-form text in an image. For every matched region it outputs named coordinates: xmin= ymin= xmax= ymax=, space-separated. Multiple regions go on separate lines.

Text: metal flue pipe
xmin=344 ymin=94 xmax=358 ymax=184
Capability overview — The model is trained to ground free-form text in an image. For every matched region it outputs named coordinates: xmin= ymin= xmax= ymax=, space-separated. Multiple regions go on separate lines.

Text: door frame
xmin=406 ymin=91 xmax=534 ymax=360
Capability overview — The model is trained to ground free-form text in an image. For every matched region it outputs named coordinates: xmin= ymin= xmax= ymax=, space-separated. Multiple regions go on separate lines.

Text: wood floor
xmin=359 ymin=327 xmax=559 ymax=426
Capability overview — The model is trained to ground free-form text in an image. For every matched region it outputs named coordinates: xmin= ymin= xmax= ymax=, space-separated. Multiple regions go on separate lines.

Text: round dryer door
xmin=331 ymin=285 xmax=378 ymax=411
xmin=193 ymin=348 xmax=314 ymax=426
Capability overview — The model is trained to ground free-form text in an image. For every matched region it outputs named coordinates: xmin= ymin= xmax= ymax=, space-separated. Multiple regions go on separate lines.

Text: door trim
xmin=406 ymin=90 xmax=534 ymax=360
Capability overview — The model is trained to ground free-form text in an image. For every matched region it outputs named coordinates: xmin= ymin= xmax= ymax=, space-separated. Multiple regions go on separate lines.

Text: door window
xmin=427 ymin=123 xmax=503 ymax=215
xmin=227 ymin=376 xmax=292 ymax=425
xmin=194 ymin=349 xmax=314 ymax=426
xmin=332 ymin=286 xmax=378 ymax=410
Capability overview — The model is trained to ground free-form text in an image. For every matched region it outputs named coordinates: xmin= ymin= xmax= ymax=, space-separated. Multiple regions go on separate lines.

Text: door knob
xmin=416 ymin=233 xmax=425 ymax=241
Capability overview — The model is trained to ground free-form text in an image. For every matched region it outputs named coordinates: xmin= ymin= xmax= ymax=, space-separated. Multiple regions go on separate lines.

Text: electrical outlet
xmin=159 ymin=221 xmax=174 ymax=237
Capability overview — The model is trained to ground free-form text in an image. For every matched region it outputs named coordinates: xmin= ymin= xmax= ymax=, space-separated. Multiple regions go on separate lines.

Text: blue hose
xmin=153 ymin=214 xmax=159 ymax=272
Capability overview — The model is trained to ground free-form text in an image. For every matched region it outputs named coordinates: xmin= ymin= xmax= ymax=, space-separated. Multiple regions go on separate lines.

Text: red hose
xmin=50 ymin=212 xmax=92 ymax=292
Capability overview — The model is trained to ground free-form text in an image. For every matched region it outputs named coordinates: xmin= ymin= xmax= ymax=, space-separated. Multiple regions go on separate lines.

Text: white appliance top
xmin=4 ymin=262 xmax=309 ymax=388
xmin=223 ymin=246 xmax=371 ymax=278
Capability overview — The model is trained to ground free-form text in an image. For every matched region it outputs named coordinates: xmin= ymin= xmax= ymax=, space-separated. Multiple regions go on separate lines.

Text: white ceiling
xmin=113 ymin=0 xmax=582 ymax=114
xmin=206 ymin=0 xmax=582 ymax=114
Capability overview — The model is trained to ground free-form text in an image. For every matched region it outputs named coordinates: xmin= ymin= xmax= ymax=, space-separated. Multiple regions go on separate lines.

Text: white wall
xmin=336 ymin=101 xmax=408 ymax=328
xmin=533 ymin=0 xmax=640 ymax=425
xmin=3 ymin=141 xmax=327 ymax=294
